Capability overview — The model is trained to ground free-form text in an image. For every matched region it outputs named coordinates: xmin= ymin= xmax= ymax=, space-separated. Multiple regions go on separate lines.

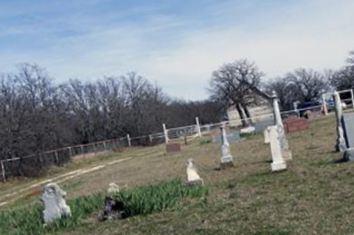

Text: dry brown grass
xmin=3 ymin=115 xmax=354 ymax=234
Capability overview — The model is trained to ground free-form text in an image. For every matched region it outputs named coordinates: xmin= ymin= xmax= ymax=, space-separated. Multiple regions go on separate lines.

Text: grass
xmin=0 ymin=179 xmax=207 ymax=235
xmin=2 ymin=115 xmax=354 ymax=234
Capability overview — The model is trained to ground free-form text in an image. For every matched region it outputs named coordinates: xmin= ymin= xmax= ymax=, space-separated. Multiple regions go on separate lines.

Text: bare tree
xmin=331 ymin=51 xmax=354 ymax=91
xmin=285 ymin=68 xmax=329 ymax=103
xmin=209 ymin=59 xmax=265 ymax=126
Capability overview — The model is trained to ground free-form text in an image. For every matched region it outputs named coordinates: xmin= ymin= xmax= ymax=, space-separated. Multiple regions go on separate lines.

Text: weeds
xmin=0 ymin=179 xmax=207 ymax=235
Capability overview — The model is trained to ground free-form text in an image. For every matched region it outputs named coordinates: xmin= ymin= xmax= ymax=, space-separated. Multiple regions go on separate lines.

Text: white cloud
xmin=0 ymin=0 xmax=353 ymax=100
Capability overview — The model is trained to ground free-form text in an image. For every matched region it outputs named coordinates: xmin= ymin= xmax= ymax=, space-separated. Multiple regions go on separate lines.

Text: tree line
xmin=1 ymin=50 xmax=353 ymax=176
xmin=0 ymin=64 xmax=222 ymax=164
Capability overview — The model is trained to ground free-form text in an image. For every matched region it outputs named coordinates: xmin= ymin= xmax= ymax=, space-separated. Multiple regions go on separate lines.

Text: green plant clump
xmin=0 ymin=179 xmax=207 ymax=235
xmin=114 ymin=179 xmax=208 ymax=216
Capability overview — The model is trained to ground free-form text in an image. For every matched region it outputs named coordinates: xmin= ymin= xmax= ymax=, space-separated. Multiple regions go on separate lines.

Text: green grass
xmin=0 ymin=179 xmax=207 ymax=235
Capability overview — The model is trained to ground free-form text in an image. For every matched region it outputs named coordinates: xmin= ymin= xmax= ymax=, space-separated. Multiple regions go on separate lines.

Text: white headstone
xmin=240 ymin=126 xmax=255 ymax=134
xmin=107 ymin=183 xmax=120 ymax=196
xmin=271 ymin=91 xmax=292 ymax=160
xmin=267 ymin=126 xmax=287 ymax=172
xmin=42 ymin=183 xmax=71 ymax=224
xmin=186 ymin=158 xmax=203 ymax=185
xmin=220 ymin=125 xmax=234 ymax=165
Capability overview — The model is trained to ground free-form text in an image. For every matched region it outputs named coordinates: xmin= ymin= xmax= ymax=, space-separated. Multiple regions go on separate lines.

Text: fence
xmin=1 ymin=89 xmax=353 ymax=181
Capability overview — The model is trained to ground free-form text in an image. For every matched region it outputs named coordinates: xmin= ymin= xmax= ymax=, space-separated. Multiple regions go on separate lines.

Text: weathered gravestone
xmin=186 ymin=158 xmax=203 ymax=186
xmin=266 ymin=126 xmax=287 ymax=172
xmin=342 ymin=112 xmax=354 ymax=161
xmin=283 ymin=117 xmax=309 ymax=133
xmin=166 ymin=143 xmax=181 ymax=153
xmin=42 ymin=183 xmax=71 ymax=224
xmin=333 ymin=91 xmax=346 ymax=152
xmin=220 ymin=125 xmax=234 ymax=168
xmin=272 ymin=91 xmax=292 ymax=160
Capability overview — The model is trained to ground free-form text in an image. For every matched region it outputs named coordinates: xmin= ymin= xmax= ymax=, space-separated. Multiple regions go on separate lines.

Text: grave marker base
xmin=271 ymin=162 xmax=287 ymax=172
xmin=282 ymin=150 xmax=293 ymax=161
xmin=343 ymin=149 xmax=354 ymax=161
xmin=185 ymin=179 xmax=203 ymax=186
xmin=220 ymin=161 xmax=234 ymax=169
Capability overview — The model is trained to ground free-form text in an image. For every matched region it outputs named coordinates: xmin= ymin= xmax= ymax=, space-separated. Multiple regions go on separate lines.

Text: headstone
xmin=42 ymin=183 xmax=71 ymax=224
xmin=186 ymin=158 xmax=203 ymax=186
xmin=220 ymin=125 xmax=234 ymax=168
xmin=341 ymin=112 xmax=354 ymax=161
xmin=166 ymin=143 xmax=181 ymax=153
xmin=266 ymin=126 xmax=287 ymax=172
xmin=343 ymin=112 xmax=354 ymax=148
xmin=240 ymin=126 xmax=256 ymax=134
xmin=283 ymin=117 xmax=309 ymax=133
xmin=333 ymin=91 xmax=346 ymax=152
xmin=107 ymin=183 xmax=120 ymax=196
xmin=272 ymin=91 xmax=292 ymax=160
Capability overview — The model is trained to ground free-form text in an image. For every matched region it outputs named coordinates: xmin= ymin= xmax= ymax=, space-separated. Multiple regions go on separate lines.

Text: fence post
xmin=54 ymin=151 xmax=59 ymax=165
xmin=322 ymin=94 xmax=328 ymax=116
xmin=93 ymin=143 xmax=97 ymax=155
xmin=351 ymin=89 xmax=354 ymax=109
xmin=149 ymin=135 xmax=153 ymax=144
xmin=1 ymin=160 xmax=5 ymax=182
xmin=127 ymin=134 xmax=131 ymax=147
xmin=163 ymin=123 xmax=169 ymax=144
xmin=195 ymin=117 xmax=202 ymax=137
xmin=68 ymin=147 xmax=73 ymax=157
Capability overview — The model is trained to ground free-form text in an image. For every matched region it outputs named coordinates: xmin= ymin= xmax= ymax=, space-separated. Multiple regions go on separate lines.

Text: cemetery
xmin=2 ymin=104 xmax=354 ymax=234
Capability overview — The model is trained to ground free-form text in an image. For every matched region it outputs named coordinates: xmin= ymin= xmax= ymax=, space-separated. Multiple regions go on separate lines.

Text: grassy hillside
xmin=3 ymin=115 xmax=354 ymax=234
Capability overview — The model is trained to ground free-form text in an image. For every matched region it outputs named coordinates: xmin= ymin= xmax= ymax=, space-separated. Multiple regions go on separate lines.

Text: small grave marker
xmin=166 ymin=143 xmax=181 ymax=153
xmin=220 ymin=125 xmax=234 ymax=168
xmin=186 ymin=158 xmax=203 ymax=186
xmin=42 ymin=183 xmax=71 ymax=224
xmin=283 ymin=117 xmax=309 ymax=133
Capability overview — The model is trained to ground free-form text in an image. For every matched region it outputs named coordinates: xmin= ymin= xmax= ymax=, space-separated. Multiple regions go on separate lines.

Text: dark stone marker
xmin=342 ymin=112 xmax=354 ymax=161
xmin=343 ymin=112 xmax=354 ymax=148
xmin=283 ymin=117 xmax=309 ymax=133
xmin=166 ymin=143 xmax=181 ymax=153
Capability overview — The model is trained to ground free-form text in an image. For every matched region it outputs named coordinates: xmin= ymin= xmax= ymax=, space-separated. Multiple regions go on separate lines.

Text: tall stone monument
xmin=220 ymin=124 xmax=234 ymax=168
xmin=271 ymin=91 xmax=292 ymax=160
xmin=42 ymin=183 xmax=71 ymax=224
xmin=333 ymin=91 xmax=346 ymax=152
xmin=266 ymin=126 xmax=287 ymax=172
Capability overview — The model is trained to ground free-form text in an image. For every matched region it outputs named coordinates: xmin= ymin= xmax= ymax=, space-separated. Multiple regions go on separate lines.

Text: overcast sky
xmin=0 ymin=0 xmax=353 ymax=100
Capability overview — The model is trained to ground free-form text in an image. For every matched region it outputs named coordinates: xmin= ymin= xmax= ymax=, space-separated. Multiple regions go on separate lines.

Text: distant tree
xmin=285 ymin=68 xmax=329 ymax=103
xmin=265 ymin=78 xmax=296 ymax=110
xmin=209 ymin=59 xmax=265 ymax=126
xmin=330 ymin=51 xmax=354 ymax=90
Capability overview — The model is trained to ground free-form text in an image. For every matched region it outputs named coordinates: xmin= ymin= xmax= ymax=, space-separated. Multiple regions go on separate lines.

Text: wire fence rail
xmin=1 ymin=90 xmax=353 ymax=182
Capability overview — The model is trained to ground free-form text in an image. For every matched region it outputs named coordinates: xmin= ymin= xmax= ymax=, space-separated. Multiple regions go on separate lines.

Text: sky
xmin=0 ymin=0 xmax=353 ymax=100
